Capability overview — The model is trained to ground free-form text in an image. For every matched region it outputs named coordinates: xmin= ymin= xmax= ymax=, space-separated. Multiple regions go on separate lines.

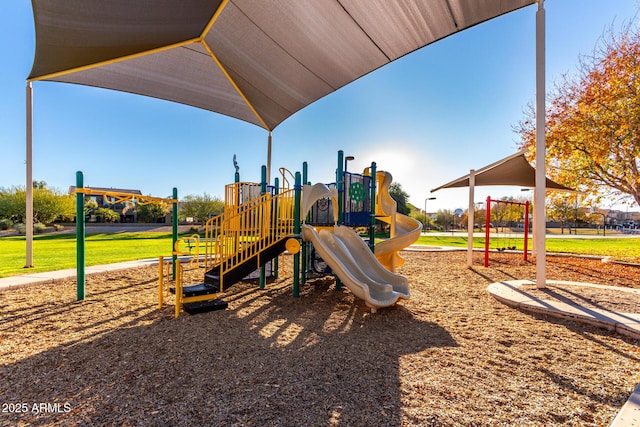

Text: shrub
xmin=34 ymin=223 xmax=47 ymax=234
xmin=95 ymin=208 xmax=120 ymax=223
xmin=12 ymin=223 xmax=26 ymax=234
xmin=53 ymin=223 xmax=64 ymax=231
xmin=0 ymin=218 xmax=13 ymax=230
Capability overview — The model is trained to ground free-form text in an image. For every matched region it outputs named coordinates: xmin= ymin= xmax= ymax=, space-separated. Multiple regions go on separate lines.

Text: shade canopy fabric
xmin=28 ymin=0 xmax=535 ymax=132
xmin=431 ymin=151 xmax=576 ymax=192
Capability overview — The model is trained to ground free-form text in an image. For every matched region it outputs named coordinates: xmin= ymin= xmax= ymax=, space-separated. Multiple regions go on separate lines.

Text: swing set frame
xmin=484 ymin=196 xmax=530 ymax=267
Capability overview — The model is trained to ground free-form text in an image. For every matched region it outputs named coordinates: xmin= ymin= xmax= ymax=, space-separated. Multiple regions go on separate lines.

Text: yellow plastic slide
xmin=373 ymin=171 xmax=423 ymax=271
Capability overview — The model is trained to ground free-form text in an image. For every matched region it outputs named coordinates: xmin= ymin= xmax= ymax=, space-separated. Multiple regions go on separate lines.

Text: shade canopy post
xmin=467 ymin=169 xmax=475 ymax=267
xmin=25 ymin=82 xmax=34 ymax=268
xmin=534 ymin=0 xmax=546 ymax=288
xmin=267 ymin=132 xmax=272 ymax=184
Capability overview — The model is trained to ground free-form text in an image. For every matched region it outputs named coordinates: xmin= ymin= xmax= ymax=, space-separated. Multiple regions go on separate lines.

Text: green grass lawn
xmin=1 ymin=231 xmax=638 ymax=278
xmin=0 ymin=232 xmax=179 ymax=278
xmin=414 ymin=235 xmax=640 ymax=261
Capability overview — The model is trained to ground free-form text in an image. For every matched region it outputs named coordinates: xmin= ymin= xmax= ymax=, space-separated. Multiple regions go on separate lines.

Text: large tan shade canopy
xmin=26 ymin=0 xmax=551 ymax=287
xmin=28 ymin=0 xmax=535 ymax=131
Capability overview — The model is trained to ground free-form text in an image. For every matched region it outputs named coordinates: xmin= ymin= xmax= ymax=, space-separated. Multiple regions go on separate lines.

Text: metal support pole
xmin=266 ymin=132 xmax=272 ymax=184
xmin=76 ymin=171 xmax=85 ymax=300
xmin=535 ymin=0 xmax=547 ymax=288
xmin=158 ymin=256 xmax=164 ymax=309
xmin=172 ymin=187 xmax=178 ymax=280
xmin=273 ymin=177 xmax=279 ymax=278
xmin=369 ymin=162 xmax=377 ymax=252
xmin=484 ymin=196 xmax=491 ymax=268
xmin=467 ymin=169 xmax=475 ymax=267
xmin=25 ymin=82 xmax=34 ymax=268
xmin=260 ymin=165 xmax=267 ymax=289
xmin=293 ymin=172 xmax=302 ymax=297
xmin=302 ymin=162 xmax=308 ymax=284
xmin=337 ymin=150 xmax=344 ymax=226
xmin=524 ymin=201 xmax=530 ymax=261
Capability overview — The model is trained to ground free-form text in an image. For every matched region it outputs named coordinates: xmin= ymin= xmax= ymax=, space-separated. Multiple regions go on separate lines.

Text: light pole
xmin=344 ymin=155 xmax=355 ymax=173
xmin=424 ymin=197 xmax=436 ymax=231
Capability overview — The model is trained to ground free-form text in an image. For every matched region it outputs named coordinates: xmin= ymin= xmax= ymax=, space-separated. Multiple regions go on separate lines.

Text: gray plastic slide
xmin=301 ymin=224 xmax=409 ymax=310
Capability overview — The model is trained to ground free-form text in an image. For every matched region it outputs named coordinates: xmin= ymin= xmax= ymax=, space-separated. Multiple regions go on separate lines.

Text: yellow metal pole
xmin=158 ymin=256 xmax=164 ymax=309
xmin=174 ymin=261 xmax=182 ymax=318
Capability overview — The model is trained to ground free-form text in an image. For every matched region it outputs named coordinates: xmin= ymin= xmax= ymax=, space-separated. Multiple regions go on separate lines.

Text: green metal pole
xmin=76 ymin=171 xmax=85 ymax=300
xmin=293 ymin=172 xmax=302 ymax=297
xmin=260 ymin=165 xmax=267 ymax=289
xmin=369 ymin=162 xmax=377 ymax=253
xmin=337 ymin=150 xmax=344 ymax=226
xmin=273 ymin=177 xmax=279 ymax=278
xmin=335 ymin=152 xmax=344 ymax=291
xmin=172 ymin=187 xmax=178 ymax=280
xmin=301 ymin=162 xmax=308 ymax=284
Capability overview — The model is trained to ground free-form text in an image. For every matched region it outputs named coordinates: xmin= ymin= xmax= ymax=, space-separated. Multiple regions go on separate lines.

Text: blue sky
xmin=1 ymin=1 xmax=638 ymax=212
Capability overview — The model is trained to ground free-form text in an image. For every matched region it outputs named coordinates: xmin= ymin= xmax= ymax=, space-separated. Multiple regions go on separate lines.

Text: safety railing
xmin=203 ymin=187 xmax=296 ymax=285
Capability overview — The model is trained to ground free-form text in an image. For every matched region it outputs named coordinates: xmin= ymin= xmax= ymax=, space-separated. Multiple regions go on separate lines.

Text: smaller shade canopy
xmin=431 ymin=151 xmax=576 ymax=192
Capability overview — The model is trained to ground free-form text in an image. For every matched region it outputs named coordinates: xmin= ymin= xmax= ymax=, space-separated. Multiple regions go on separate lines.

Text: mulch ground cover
xmin=1 ymin=251 xmax=639 ymax=426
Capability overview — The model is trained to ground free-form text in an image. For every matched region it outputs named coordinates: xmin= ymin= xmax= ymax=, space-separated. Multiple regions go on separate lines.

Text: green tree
xmin=546 ymin=194 xmax=584 ymax=235
xmin=489 ymin=197 xmax=524 ymax=230
xmin=516 ymin=23 xmax=640 ymax=207
xmin=179 ymin=193 xmax=224 ymax=223
xmin=137 ymin=201 xmax=169 ymax=223
xmin=388 ymin=182 xmax=410 ymax=215
xmin=434 ymin=209 xmax=454 ymax=231
xmin=32 ymin=180 xmax=47 ymax=190
xmin=0 ymin=186 xmax=74 ymax=223
xmin=84 ymin=198 xmax=98 ymax=218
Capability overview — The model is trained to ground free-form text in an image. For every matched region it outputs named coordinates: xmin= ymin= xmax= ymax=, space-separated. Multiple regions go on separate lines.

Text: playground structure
xmin=484 ymin=196 xmax=530 ymax=267
xmin=167 ymin=151 xmax=422 ymax=316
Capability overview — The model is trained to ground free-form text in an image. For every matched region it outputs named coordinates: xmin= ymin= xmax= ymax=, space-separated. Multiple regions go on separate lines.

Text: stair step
xmin=204 ymin=274 xmax=221 ymax=291
xmin=169 ymin=283 xmax=218 ymax=297
xmin=182 ymin=299 xmax=228 ymax=315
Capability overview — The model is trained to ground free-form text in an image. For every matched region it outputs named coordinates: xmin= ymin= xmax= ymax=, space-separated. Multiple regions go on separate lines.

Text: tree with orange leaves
xmin=515 ymin=24 xmax=640 ymax=207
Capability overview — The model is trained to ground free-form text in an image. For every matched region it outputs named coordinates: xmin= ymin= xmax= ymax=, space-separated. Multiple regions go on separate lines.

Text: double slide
xmin=301 ymin=175 xmax=421 ymax=310
xmin=301 ymin=224 xmax=409 ymax=310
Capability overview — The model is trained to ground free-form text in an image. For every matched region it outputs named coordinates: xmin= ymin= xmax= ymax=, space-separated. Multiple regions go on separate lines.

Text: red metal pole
xmin=484 ymin=196 xmax=491 ymax=267
xmin=524 ymin=201 xmax=530 ymax=261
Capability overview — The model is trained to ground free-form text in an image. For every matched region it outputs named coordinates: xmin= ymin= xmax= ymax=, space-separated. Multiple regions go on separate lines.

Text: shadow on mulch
xmin=1 ymin=276 xmax=456 ymax=427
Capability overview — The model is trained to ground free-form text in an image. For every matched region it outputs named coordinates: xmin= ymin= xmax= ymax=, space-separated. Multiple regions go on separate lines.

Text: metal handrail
xmin=204 ymin=188 xmax=296 ymax=285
